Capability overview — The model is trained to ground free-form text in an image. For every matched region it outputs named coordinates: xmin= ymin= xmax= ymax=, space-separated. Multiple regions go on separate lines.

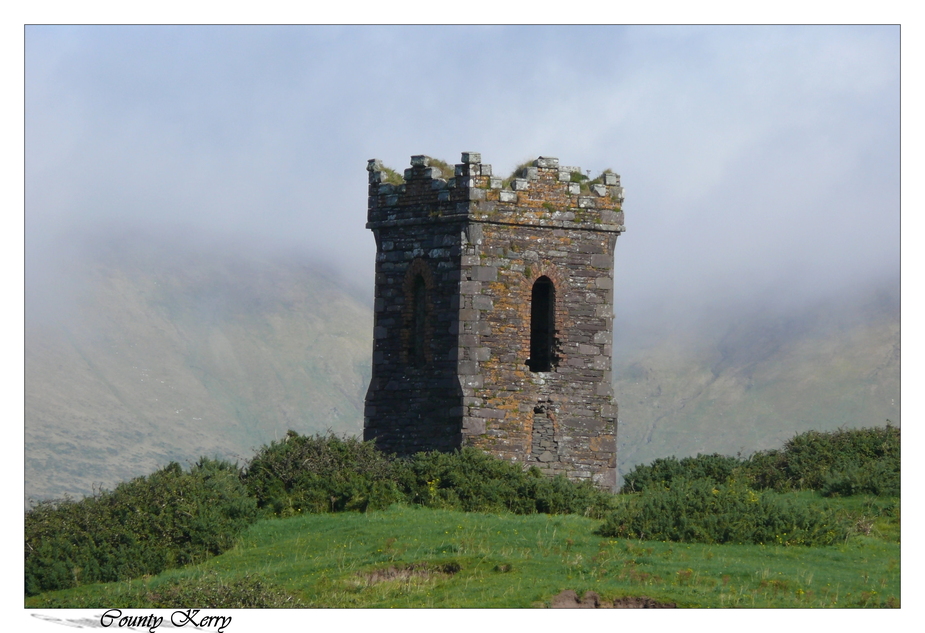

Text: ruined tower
xmin=364 ymin=152 xmax=625 ymax=489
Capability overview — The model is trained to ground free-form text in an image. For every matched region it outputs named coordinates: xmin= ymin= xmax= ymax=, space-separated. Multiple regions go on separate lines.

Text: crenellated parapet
xmin=367 ymin=153 xmax=626 ymax=234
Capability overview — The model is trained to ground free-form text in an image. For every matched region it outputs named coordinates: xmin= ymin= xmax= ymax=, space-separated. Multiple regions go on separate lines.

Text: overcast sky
xmin=25 ymin=25 xmax=899 ymax=332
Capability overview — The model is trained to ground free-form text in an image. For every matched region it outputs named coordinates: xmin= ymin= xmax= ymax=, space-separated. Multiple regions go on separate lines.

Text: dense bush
xmin=246 ymin=434 xmax=613 ymax=518
xmin=620 ymin=425 xmax=900 ymax=496
xmin=244 ymin=432 xmax=403 ymax=515
xmin=25 ymin=459 xmax=257 ymax=596
xmin=393 ymin=447 xmax=613 ymax=517
xmin=745 ymin=425 xmax=900 ymax=493
xmin=599 ymin=478 xmax=847 ymax=546
xmin=620 ymin=453 xmax=745 ymax=493
xmin=820 ymin=458 xmax=900 ymax=497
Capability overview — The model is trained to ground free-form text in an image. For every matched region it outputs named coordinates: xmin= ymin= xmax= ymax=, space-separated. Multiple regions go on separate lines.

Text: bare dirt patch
xmin=551 ymin=590 xmax=676 ymax=608
xmin=361 ymin=562 xmax=461 ymax=586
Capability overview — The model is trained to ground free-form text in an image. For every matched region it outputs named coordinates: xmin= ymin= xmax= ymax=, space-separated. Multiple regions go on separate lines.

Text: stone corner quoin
xmin=363 ymin=152 xmax=625 ymax=491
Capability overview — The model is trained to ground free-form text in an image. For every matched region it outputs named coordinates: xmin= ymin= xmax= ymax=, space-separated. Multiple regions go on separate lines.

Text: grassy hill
xmin=25 ymin=500 xmax=900 ymax=608
xmin=24 ymin=428 xmax=900 ymax=608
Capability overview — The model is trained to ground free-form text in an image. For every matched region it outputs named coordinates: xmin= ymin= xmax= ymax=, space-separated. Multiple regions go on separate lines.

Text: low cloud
xmin=26 ymin=26 xmax=899 ymax=334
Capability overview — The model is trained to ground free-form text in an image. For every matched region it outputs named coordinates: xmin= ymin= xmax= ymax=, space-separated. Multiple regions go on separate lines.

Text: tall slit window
xmin=410 ymin=275 xmax=427 ymax=366
xmin=528 ymin=276 xmax=555 ymax=372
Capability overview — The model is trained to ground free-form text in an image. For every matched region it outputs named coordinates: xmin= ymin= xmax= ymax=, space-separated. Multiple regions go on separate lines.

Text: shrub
xmin=244 ymin=432 xmax=402 ymax=515
xmin=245 ymin=434 xmax=613 ymax=518
xmin=821 ymin=457 xmax=900 ymax=497
xmin=621 ymin=425 xmax=900 ymax=497
xmin=744 ymin=425 xmax=900 ymax=492
xmin=620 ymin=453 xmax=745 ymax=493
xmin=25 ymin=459 xmax=257 ymax=596
xmin=393 ymin=447 xmax=613 ymax=517
xmin=599 ymin=479 xmax=847 ymax=546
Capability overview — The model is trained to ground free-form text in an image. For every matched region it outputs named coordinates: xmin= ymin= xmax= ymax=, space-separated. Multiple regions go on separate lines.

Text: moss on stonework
xmin=427 ymin=158 xmax=455 ymax=178
xmin=380 ymin=165 xmax=404 ymax=185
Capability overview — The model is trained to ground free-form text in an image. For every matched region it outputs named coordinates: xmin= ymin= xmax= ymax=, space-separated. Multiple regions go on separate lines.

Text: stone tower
xmin=364 ymin=152 xmax=625 ymax=489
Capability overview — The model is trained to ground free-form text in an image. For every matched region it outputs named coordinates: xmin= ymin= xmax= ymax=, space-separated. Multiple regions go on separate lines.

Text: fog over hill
xmin=25 ymin=236 xmax=372 ymax=501
xmin=613 ymin=281 xmax=900 ymax=470
xmin=25 ymin=233 xmax=899 ymax=501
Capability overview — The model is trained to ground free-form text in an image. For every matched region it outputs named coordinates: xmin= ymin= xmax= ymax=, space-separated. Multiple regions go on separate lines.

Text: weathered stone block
xmin=473 ymin=408 xmax=506 ymax=419
xmin=590 ymin=254 xmax=611 ymax=269
xmin=472 ymin=295 xmax=494 ymax=310
xmin=462 ymin=417 xmax=486 ymax=434
xmin=473 ymin=266 xmax=498 ymax=281
xmin=458 ymin=360 xmax=478 ymax=375
xmin=474 ymin=347 xmax=491 ymax=361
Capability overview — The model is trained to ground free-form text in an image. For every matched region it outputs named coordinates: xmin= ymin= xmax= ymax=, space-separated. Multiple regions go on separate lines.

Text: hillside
xmin=27 ymin=502 xmax=901 ymax=609
xmin=25 ymin=240 xmax=899 ymax=501
xmin=613 ymin=287 xmax=900 ymax=471
xmin=25 ymin=240 xmax=372 ymax=502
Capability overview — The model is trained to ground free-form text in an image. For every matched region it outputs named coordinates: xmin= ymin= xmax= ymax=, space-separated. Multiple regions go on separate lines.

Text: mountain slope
xmin=25 ymin=242 xmax=372 ymax=501
xmin=613 ymin=288 xmax=900 ymax=476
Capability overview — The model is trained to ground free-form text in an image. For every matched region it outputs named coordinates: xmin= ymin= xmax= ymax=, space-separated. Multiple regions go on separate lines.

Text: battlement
xmin=367 ymin=152 xmax=626 ymax=233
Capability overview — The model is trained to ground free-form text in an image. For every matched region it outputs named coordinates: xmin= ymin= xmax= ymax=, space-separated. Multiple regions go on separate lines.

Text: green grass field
xmin=26 ymin=494 xmax=899 ymax=609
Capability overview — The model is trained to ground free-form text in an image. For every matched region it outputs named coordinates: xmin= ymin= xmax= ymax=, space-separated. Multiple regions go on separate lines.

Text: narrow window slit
xmin=528 ymin=276 xmax=555 ymax=372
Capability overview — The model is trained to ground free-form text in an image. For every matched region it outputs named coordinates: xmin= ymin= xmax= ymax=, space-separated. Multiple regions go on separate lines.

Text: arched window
xmin=528 ymin=276 xmax=556 ymax=372
xmin=409 ymin=275 xmax=427 ymax=366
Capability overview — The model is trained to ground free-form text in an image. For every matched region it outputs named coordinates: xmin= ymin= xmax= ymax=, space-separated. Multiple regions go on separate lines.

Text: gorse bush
xmin=244 ymin=432 xmax=402 ymax=515
xmin=599 ymin=478 xmax=848 ymax=546
xmin=619 ymin=425 xmax=900 ymax=496
xmin=621 ymin=453 xmax=744 ymax=493
xmin=746 ymin=425 xmax=900 ymax=494
xmin=245 ymin=435 xmax=613 ymax=519
xmin=393 ymin=447 xmax=613 ymax=518
xmin=25 ymin=459 xmax=257 ymax=597
xmin=820 ymin=458 xmax=900 ymax=498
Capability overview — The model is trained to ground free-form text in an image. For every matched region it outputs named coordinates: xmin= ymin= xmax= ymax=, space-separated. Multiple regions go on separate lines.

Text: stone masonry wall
xmin=365 ymin=152 xmax=625 ymax=488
